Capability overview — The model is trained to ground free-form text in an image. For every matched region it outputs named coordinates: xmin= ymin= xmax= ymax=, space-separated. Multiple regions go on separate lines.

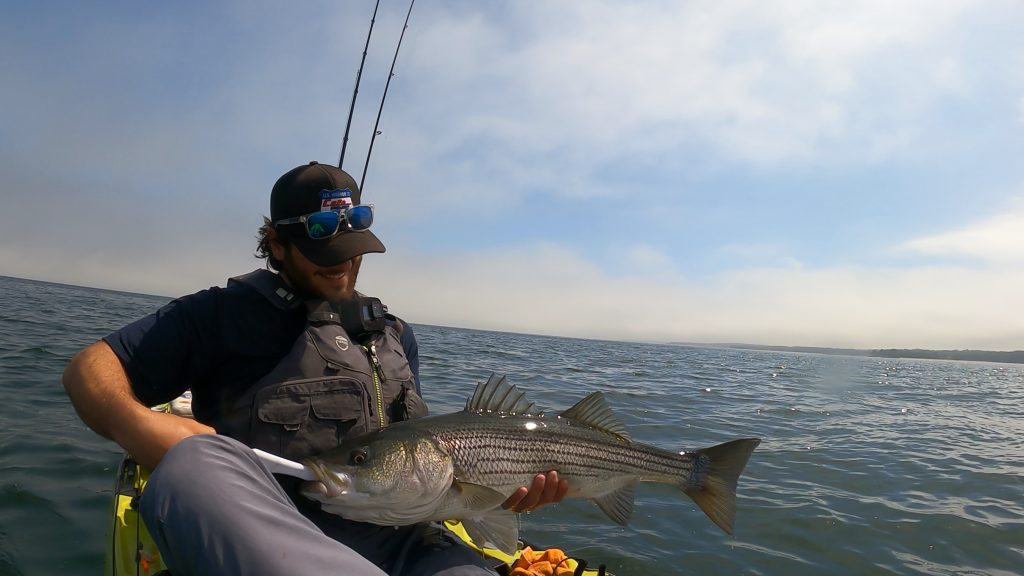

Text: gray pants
xmin=140 ymin=434 xmax=499 ymax=576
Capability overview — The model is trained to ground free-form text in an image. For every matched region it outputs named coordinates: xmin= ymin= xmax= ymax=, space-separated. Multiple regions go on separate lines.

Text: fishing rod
xmin=360 ymin=0 xmax=417 ymax=192
xmin=338 ymin=0 xmax=380 ymax=170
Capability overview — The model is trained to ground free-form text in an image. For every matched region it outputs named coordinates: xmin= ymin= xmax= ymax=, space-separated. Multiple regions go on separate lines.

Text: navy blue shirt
xmin=104 ymin=273 xmax=420 ymax=425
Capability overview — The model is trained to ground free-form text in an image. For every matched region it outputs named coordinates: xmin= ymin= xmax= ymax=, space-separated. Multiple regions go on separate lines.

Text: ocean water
xmin=1 ymin=275 xmax=1022 ymax=575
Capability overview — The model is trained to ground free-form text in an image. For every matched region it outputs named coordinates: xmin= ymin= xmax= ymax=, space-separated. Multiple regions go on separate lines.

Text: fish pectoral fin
xmin=453 ymin=480 xmax=509 ymax=512
xmin=591 ymin=482 xmax=636 ymax=526
xmin=459 ymin=510 xmax=520 ymax=554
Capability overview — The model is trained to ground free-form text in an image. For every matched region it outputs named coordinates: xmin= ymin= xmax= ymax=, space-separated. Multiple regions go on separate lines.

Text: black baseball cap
xmin=270 ymin=161 xmax=385 ymax=267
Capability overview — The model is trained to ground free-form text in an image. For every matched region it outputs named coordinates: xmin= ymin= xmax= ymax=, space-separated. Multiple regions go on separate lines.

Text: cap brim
xmin=290 ymin=230 xmax=386 ymax=267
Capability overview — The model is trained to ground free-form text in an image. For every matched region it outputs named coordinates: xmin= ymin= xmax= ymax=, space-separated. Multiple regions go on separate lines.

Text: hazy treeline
xmin=677 ymin=343 xmax=1024 ymax=365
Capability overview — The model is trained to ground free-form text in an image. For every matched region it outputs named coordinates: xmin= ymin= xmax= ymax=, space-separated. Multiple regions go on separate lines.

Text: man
xmin=63 ymin=161 xmax=567 ymax=575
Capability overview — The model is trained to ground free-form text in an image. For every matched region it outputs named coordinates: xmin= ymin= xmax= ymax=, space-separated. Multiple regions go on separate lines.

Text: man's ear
xmin=267 ymin=225 xmax=287 ymax=261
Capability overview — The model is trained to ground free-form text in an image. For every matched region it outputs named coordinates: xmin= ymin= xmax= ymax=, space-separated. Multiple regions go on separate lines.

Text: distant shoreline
xmin=672 ymin=343 xmax=1024 ymax=365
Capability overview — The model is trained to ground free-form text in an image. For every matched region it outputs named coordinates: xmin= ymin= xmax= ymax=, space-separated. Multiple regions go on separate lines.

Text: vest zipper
xmin=364 ymin=343 xmax=386 ymax=430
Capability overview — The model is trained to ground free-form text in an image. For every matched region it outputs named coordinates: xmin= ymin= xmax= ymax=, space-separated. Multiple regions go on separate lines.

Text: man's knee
xmin=140 ymin=434 xmax=264 ymax=518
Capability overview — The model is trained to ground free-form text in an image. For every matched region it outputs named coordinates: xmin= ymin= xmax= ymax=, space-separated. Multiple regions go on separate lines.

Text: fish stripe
xmin=426 ymin=420 xmax=697 ymax=492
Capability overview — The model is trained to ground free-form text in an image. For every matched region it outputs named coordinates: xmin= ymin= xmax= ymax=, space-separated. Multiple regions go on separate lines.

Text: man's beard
xmin=278 ymin=249 xmax=360 ymax=303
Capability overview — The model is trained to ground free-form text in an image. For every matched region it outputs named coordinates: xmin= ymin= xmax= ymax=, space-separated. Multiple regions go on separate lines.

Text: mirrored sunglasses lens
xmin=346 ymin=206 xmax=374 ymax=230
xmin=305 ymin=212 xmax=340 ymax=239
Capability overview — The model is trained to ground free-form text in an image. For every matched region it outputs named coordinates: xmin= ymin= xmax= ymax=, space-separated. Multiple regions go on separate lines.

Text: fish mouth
xmin=300 ymin=462 xmax=352 ymax=500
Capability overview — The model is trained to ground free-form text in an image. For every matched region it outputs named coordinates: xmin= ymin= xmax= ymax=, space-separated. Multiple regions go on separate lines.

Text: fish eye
xmin=350 ymin=448 xmax=368 ymax=465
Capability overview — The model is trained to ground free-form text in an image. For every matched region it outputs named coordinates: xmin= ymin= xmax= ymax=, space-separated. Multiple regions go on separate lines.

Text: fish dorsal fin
xmin=559 ymin=391 xmax=631 ymax=441
xmin=591 ymin=481 xmax=636 ymax=526
xmin=465 ymin=374 xmax=536 ymax=415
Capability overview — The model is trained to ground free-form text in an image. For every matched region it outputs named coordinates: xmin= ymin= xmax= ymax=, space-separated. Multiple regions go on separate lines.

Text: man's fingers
xmin=502 ymin=472 xmax=568 ymax=512
xmin=540 ymin=471 xmax=559 ymax=504
xmin=501 ymin=486 xmax=528 ymax=511
xmin=554 ymin=476 xmax=569 ymax=503
xmin=517 ymin=474 xmax=547 ymax=511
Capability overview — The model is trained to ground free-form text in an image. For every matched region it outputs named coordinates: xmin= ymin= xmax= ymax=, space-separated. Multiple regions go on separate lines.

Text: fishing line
xmin=360 ymin=0 xmax=417 ymax=193
xmin=338 ymin=0 xmax=380 ymax=170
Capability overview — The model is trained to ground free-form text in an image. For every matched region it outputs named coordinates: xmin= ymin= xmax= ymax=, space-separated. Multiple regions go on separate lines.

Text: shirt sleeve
xmin=103 ymin=289 xmax=221 ymax=407
xmin=397 ymin=319 xmax=421 ymax=395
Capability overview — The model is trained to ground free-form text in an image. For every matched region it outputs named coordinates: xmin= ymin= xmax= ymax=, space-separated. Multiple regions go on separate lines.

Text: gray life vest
xmin=213 ymin=270 xmax=428 ymax=461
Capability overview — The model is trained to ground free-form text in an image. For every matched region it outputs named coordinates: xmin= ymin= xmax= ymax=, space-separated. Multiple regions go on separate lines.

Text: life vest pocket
xmin=251 ymin=380 xmax=365 ymax=460
xmin=389 ymin=383 xmax=428 ymax=421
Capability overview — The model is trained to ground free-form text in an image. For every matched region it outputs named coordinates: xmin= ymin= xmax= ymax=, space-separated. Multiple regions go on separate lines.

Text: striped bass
xmin=300 ymin=375 xmax=760 ymax=553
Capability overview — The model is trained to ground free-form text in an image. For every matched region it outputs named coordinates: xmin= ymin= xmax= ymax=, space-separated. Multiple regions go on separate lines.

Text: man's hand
xmin=501 ymin=471 xmax=569 ymax=513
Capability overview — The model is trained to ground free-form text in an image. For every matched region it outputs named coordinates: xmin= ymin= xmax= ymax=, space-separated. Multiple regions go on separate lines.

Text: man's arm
xmin=394 ymin=317 xmax=421 ymax=394
xmin=62 ymin=340 xmax=214 ymax=470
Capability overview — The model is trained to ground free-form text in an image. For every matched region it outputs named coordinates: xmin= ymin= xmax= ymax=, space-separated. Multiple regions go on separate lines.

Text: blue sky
xmin=2 ymin=1 xmax=1022 ymax=349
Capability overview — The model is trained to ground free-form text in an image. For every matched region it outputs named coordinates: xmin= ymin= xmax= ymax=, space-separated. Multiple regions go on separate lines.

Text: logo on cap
xmin=321 ymin=189 xmax=353 ymax=213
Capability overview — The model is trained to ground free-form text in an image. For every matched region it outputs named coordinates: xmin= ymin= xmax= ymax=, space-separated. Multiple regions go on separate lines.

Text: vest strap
xmin=228 ymin=270 xmax=302 ymax=311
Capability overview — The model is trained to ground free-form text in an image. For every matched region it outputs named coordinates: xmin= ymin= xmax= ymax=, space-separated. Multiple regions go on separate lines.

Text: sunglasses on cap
xmin=274 ymin=205 xmax=375 ymax=239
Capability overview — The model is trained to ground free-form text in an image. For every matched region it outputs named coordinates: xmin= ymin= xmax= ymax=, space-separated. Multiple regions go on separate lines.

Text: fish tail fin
xmin=683 ymin=438 xmax=760 ymax=535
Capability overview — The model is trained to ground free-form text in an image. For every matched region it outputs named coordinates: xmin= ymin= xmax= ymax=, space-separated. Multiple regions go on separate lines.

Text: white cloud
xmin=620 ymin=244 xmax=674 ymax=274
xmin=362 ymin=243 xmax=1024 ymax=351
xmin=900 ymin=202 xmax=1024 ymax=264
xmin=0 ymin=240 xmax=249 ymax=299
xmin=932 ymin=57 xmax=968 ymax=95
xmin=391 ymin=0 xmax=988 ymax=196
